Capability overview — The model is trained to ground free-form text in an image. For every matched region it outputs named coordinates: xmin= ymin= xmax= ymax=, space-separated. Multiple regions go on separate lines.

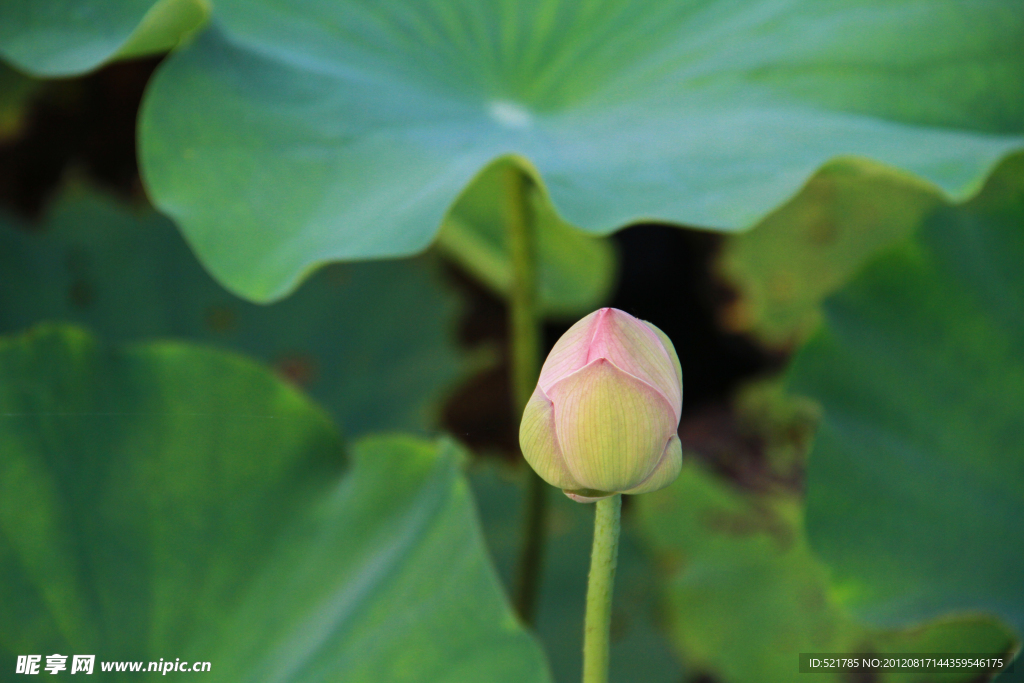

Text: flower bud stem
xmin=505 ymin=163 xmax=547 ymax=626
xmin=582 ymin=494 xmax=621 ymax=683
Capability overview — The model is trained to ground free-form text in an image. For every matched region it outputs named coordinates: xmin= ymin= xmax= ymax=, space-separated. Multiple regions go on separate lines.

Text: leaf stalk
xmin=506 ymin=163 xmax=547 ymax=626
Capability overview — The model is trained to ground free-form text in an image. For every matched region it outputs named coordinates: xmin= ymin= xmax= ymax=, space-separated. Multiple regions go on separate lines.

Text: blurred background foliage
xmin=1 ymin=2 xmax=1022 ymax=682
xmin=790 ymin=154 xmax=1024 ymax=655
xmin=0 ymin=189 xmax=470 ymax=437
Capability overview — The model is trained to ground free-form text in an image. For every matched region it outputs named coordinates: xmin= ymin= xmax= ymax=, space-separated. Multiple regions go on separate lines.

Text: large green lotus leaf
xmin=138 ymin=1 xmax=1024 ymax=302
xmin=636 ymin=461 xmax=1016 ymax=683
xmin=0 ymin=326 xmax=550 ymax=682
xmin=436 ymin=160 xmax=616 ymax=317
xmin=469 ymin=462 xmax=682 ymax=683
xmin=788 ymin=153 xmax=1024 ymax=673
xmin=0 ymin=0 xmax=209 ymax=77
xmin=0 ymin=188 xmax=466 ymax=436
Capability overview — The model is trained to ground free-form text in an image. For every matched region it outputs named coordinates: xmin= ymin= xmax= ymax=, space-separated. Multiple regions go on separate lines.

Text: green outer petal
xmin=519 ymin=387 xmax=579 ymax=490
xmin=547 ymin=358 xmax=677 ymax=493
xmin=563 ymin=489 xmax=615 ymax=503
xmin=563 ymin=434 xmax=682 ymax=500
xmin=622 ymin=435 xmax=682 ymax=496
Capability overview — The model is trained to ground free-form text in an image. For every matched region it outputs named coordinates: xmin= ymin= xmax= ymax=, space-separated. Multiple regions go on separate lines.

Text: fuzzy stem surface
xmin=582 ymin=494 xmax=621 ymax=683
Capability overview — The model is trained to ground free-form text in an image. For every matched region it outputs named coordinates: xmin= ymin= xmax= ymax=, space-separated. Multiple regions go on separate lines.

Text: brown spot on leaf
xmin=67 ymin=278 xmax=93 ymax=308
xmin=767 ymin=271 xmax=797 ymax=302
xmin=204 ymin=305 xmax=237 ymax=334
xmin=274 ymin=353 xmax=318 ymax=387
xmin=807 ymin=217 xmax=839 ymax=246
xmin=700 ymin=505 xmax=795 ymax=550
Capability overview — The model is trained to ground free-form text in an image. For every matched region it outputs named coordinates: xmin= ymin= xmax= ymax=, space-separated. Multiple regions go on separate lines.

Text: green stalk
xmin=505 ymin=163 xmax=546 ymax=626
xmin=582 ymin=495 xmax=622 ymax=683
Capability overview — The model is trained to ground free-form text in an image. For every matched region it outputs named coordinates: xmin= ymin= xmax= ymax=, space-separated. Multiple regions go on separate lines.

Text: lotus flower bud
xmin=520 ymin=307 xmax=683 ymax=503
